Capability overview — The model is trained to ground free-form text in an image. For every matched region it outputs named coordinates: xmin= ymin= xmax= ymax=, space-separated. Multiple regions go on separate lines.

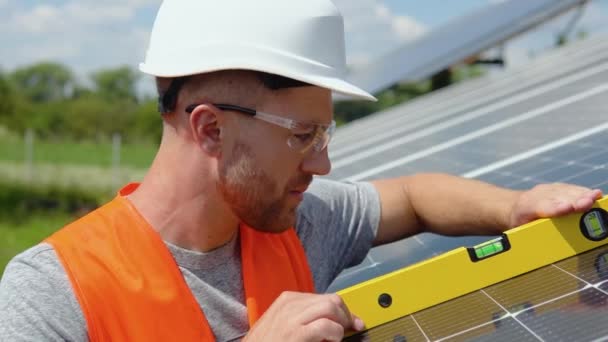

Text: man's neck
xmin=127 ymin=161 xmax=239 ymax=253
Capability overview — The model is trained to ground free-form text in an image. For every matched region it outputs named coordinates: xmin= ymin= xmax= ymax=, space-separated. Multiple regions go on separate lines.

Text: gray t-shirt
xmin=0 ymin=179 xmax=381 ymax=341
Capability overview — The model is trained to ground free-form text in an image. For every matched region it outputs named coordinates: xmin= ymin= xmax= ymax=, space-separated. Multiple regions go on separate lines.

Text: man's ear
xmin=189 ymin=104 xmax=222 ymax=156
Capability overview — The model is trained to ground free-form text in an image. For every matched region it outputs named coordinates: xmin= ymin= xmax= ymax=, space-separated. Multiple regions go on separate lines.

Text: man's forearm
xmin=403 ymin=173 xmax=519 ymax=236
xmin=372 ymin=173 xmax=600 ymax=246
xmin=371 ymin=173 xmax=520 ymax=245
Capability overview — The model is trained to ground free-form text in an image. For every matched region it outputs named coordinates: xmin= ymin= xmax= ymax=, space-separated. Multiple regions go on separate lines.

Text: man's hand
xmin=244 ymin=292 xmax=365 ymax=342
xmin=509 ymin=183 xmax=603 ymax=228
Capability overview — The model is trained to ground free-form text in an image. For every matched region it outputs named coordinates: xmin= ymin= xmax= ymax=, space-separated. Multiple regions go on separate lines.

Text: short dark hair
xmin=256 ymin=72 xmax=310 ymax=90
xmin=157 ymin=72 xmax=310 ymax=114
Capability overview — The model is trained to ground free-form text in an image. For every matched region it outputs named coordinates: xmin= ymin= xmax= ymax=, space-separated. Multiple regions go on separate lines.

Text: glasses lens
xmin=287 ymin=121 xmax=335 ymax=153
xmin=287 ymin=124 xmax=318 ymax=153
xmin=313 ymin=121 xmax=335 ymax=152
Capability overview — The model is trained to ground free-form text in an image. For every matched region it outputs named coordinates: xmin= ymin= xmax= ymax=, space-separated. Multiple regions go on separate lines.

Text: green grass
xmin=0 ymin=161 xmax=146 ymax=194
xmin=0 ymin=135 xmax=157 ymax=169
xmin=0 ymin=214 xmax=73 ymax=274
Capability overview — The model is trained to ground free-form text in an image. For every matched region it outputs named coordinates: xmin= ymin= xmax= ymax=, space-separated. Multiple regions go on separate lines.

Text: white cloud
xmin=0 ymin=0 xmax=160 ymax=73
xmin=333 ymin=0 xmax=426 ymax=67
xmin=392 ymin=15 xmax=426 ymax=41
xmin=65 ymin=3 xmax=135 ymax=24
xmin=10 ymin=4 xmax=61 ymax=34
xmin=5 ymin=1 xmax=156 ymax=35
xmin=375 ymin=3 xmax=425 ymax=41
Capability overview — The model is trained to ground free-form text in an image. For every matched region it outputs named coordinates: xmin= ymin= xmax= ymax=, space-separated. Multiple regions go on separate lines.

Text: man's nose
xmin=301 ymin=147 xmax=331 ymax=176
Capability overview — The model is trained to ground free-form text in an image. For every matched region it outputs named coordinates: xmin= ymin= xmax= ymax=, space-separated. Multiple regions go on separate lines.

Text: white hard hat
xmin=139 ymin=0 xmax=376 ymax=101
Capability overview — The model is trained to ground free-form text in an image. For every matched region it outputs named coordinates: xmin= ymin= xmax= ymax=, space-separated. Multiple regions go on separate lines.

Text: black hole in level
xmin=378 ymin=293 xmax=392 ymax=308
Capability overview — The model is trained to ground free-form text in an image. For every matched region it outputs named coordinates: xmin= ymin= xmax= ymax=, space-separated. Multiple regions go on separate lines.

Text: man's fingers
xmin=534 ymin=186 xmax=602 ymax=217
xmin=350 ymin=313 xmax=365 ymax=332
xmin=298 ymin=294 xmax=354 ymax=332
xmin=302 ymin=318 xmax=344 ymax=342
xmin=582 ymin=189 xmax=603 ymax=205
xmin=515 ymin=187 xmax=603 ymax=227
xmin=248 ymin=292 xmax=366 ymax=341
xmin=559 ymin=188 xmax=602 ymax=212
xmin=329 ymin=294 xmax=365 ymax=331
xmin=574 ymin=196 xmax=594 ymax=211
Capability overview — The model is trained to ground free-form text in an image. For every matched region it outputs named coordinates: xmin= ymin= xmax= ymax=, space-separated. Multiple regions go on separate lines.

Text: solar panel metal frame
xmin=332 ymin=35 xmax=608 ymax=151
xmin=341 ymin=0 xmax=589 ymax=97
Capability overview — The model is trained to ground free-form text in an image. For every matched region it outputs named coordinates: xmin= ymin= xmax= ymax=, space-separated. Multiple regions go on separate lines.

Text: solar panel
xmin=330 ymin=125 xmax=608 ymax=292
xmin=341 ymin=247 xmax=608 ymax=341
xmin=330 ymin=63 xmax=608 ymax=181
xmin=327 ymin=32 xmax=608 ymax=341
xmin=339 ymin=199 xmax=608 ymax=341
xmin=331 ymin=35 xmax=608 ymax=157
xmin=340 ymin=0 xmax=589 ymax=96
xmin=328 ymin=35 xmax=608 ymax=295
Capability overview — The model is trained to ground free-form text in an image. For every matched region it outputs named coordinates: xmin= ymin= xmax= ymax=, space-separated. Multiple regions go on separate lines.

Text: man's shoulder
xmin=300 ymin=178 xmax=377 ymax=211
xmin=1 ymin=242 xmax=87 ymax=341
xmin=296 ymin=178 xmax=380 ymax=231
xmin=12 ymin=241 xmax=56 ymax=259
xmin=2 ymin=242 xmax=66 ymax=285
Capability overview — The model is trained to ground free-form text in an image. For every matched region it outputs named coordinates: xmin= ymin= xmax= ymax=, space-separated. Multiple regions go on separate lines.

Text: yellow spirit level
xmin=338 ymin=196 xmax=608 ymax=331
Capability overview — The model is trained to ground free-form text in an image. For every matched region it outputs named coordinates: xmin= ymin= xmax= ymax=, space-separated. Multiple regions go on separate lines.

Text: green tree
xmin=132 ymin=99 xmax=163 ymax=143
xmin=91 ymin=66 xmax=140 ymax=104
xmin=10 ymin=62 xmax=75 ymax=103
xmin=334 ymin=81 xmax=431 ymax=124
xmin=0 ymin=71 xmax=16 ymax=125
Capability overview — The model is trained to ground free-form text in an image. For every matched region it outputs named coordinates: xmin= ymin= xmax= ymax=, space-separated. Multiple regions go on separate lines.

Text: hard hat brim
xmin=140 ymin=42 xmax=377 ymax=102
xmin=141 ymin=62 xmax=377 ymax=102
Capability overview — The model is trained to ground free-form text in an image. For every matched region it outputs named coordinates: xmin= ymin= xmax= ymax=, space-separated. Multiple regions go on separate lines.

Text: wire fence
xmin=0 ymin=129 xmax=147 ymax=193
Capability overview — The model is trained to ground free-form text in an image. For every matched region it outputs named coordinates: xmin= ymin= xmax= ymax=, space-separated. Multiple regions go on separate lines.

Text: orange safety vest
xmin=45 ymin=183 xmax=314 ymax=341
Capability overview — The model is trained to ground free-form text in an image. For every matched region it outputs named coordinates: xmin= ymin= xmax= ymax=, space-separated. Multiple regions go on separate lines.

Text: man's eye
xmin=293 ymin=133 xmax=314 ymax=143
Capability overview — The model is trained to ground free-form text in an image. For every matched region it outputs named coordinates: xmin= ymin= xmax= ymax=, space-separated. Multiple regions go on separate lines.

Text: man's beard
xmin=217 ymin=141 xmax=312 ymax=233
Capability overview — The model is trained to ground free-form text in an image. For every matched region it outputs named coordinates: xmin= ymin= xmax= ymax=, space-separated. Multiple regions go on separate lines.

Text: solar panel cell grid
xmin=446 ymin=318 xmax=537 ymax=342
xmin=331 ymin=125 xmax=608 ymax=290
xmin=344 ymin=245 xmax=608 ymax=341
xmin=516 ymin=288 xmax=608 ymax=341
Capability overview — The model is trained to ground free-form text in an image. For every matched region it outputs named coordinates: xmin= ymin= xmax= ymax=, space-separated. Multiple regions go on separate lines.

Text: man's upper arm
xmin=297 ymin=178 xmax=382 ymax=291
xmin=370 ymin=177 xmax=422 ymax=246
xmin=0 ymin=243 xmax=87 ymax=341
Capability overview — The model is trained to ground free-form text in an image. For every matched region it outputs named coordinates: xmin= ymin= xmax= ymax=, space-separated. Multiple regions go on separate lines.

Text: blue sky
xmin=1 ymin=0 xmax=607 ymax=94
xmin=385 ymin=0 xmax=493 ymax=26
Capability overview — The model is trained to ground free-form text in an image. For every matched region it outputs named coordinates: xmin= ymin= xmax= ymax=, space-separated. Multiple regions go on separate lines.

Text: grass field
xmin=0 ymin=132 xmax=153 ymax=192
xmin=0 ymin=161 xmax=146 ymax=193
xmin=0 ymin=214 xmax=73 ymax=274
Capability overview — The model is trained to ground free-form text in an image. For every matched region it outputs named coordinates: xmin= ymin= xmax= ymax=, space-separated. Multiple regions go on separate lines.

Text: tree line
xmin=0 ymin=62 xmax=161 ymax=143
xmin=0 ymin=61 xmax=486 ymax=143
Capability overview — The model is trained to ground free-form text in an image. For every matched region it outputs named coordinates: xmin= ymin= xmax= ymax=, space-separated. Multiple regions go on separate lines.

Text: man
xmin=0 ymin=0 xmax=602 ymax=341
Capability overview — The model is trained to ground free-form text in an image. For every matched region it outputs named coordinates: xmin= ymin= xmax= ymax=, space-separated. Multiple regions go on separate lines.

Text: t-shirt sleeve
xmin=296 ymin=178 xmax=381 ymax=292
xmin=0 ymin=243 xmax=87 ymax=341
